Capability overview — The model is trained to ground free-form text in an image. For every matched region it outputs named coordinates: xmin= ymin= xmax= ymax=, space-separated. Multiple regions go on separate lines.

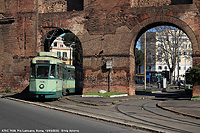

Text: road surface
xmin=116 ymin=97 xmax=200 ymax=133
xmin=0 ymin=98 xmax=146 ymax=133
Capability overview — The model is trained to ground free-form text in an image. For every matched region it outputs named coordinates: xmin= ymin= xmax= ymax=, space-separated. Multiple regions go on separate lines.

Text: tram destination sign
xmin=37 ymin=60 xmax=50 ymax=64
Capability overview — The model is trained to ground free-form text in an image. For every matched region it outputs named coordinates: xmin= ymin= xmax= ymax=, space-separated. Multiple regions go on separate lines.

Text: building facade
xmin=50 ymin=36 xmax=73 ymax=65
xmin=140 ymin=29 xmax=193 ymax=81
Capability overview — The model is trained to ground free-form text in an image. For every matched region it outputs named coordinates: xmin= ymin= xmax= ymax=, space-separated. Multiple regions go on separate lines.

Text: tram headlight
xmin=39 ymin=84 xmax=44 ymax=89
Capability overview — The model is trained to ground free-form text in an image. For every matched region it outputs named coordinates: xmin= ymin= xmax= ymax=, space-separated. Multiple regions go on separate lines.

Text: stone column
xmin=81 ymin=26 xmax=136 ymax=95
xmin=192 ymin=53 xmax=200 ymax=96
xmin=82 ymin=55 xmax=135 ymax=95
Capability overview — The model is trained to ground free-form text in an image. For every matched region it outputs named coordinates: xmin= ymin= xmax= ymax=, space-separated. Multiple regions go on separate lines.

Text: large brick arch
xmin=130 ymin=15 xmax=200 ymax=96
xmin=39 ymin=28 xmax=75 ymax=52
xmin=130 ymin=16 xmax=199 ymax=53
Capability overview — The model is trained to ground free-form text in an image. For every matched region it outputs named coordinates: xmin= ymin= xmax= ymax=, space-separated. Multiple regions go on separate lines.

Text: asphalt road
xmin=0 ymin=98 xmax=146 ymax=133
xmin=116 ymin=98 xmax=200 ymax=133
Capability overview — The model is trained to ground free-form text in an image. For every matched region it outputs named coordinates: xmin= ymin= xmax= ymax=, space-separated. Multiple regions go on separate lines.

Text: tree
xmin=135 ymin=48 xmax=144 ymax=74
xmin=62 ymin=32 xmax=83 ymax=67
xmin=186 ymin=66 xmax=200 ymax=86
xmin=152 ymin=26 xmax=191 ymax=84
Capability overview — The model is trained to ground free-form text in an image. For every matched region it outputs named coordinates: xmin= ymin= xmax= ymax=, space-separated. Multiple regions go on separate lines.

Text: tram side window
xmin=63 ymin=68 xmax=67 ymax=79
xmin=50 ymin=65 xmax=55 ymax=78
xmin=68 ymin=70 xmax=74 ymax=80
xmin=57 ymin=65 xmax=60 ymax=79
xmin=37 ymin=66 xmax=49 ymax=78
xmin=57 ymin=65 xmax=62 ymax=79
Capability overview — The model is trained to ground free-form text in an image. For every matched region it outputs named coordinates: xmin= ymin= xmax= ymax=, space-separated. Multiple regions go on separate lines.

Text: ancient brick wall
xmin=193 ymin=86 xmax=200 ymax=96
xmin=38 ymin=0 xmax=67 ymax=13
xmin=81 ymin=0 xmax=200 ymax=95
xmin=0 ymin=0 xmax=200 ymax=96
xmin=0 ymin=0 xmax=36 ymax=92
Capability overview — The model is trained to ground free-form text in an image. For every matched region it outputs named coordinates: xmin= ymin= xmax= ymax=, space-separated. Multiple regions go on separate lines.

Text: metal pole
xmin=149 ymin=74 xmax=150 ymax=87
xmin=69 ymin=42 xmax=75 ymax=65
xmin=177 ymin=39 xmax=179 ymax=81
xmin=108 ymin=69 xmax=111 ymax=92
xmin=144 ymin=32 xmax=147 ymax=90
xmin=70 ymin=45 xmax=71 ymax=65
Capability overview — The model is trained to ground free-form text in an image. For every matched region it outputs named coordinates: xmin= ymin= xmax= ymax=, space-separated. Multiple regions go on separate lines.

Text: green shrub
xmin=187 ymin=66 xmax=200 ymax=86
xmin=5 ymin=87 xmax=11 ymax=93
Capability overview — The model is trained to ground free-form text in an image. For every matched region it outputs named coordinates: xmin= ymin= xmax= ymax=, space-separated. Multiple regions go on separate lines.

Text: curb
xmin=81 ymin=95 xmax=103 ymax=98
xmin=1 ymin=96 xmax=161 ymax=133
xmin=156 ymin=101 xmax=200 ymax=119
xmin=66 ymin=96 xmax=155 ymax=106
xmin=191 ymin=98 xmax=200 ymax=101
xmin=81 ymin=94 xmax=128 ymax=98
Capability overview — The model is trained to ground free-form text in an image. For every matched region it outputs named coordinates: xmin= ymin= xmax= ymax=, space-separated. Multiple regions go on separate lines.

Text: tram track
xmin=141 ymin=101 xmax=200 ymax=127
xmin=115 ymin=99 xmax=199 ymax=133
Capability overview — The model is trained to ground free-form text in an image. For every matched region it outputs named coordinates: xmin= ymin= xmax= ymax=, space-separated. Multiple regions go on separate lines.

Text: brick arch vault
xmin=132 ymin=16 xmax=199 ymax=55
xmin=130 ymin=15 xmax=200 ymax=96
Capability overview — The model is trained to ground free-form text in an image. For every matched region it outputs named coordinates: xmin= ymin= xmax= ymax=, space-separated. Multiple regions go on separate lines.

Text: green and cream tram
xmin=29 ymin=52 xmax=75 ymax=99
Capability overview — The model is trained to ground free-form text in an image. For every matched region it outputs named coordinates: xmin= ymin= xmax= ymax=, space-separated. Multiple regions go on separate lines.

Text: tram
xmin=29 ymin=52 xmax=75 ymax=99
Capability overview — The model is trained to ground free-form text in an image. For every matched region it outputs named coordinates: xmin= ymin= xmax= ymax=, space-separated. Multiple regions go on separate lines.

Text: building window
xmin=158 ymin=57 xmax=162 ymax=62
xmin=60 ymin=44 xmax=63 ymax=47
xmin=171 ymin=0 xmax=193 ymax=5
xmin=57 ymin=52 xmax=61 ymax=58
xmin=165 ymin=66 xmax=167 ymax=70
xmin=149 ymin=66 xmax=151 ymax=70
xmin=67 ymin=0 xmax=84 ymax=11
xmin=184 ymin=44 xmax=187 ymax=49
xmin=63 ymin=52 xmax=67 ymax=58
xmin=54 ymin=42 xmax=57 ymax=47
xmin=183 ymin=38 xmax=188 ymax=42
xmin=158 ymin=66 xmax=162 ymax=70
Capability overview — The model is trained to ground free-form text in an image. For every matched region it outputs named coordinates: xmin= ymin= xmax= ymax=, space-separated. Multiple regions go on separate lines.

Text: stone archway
xmin=131 ymin=16 xmax=198 ymax=52
xmin=131 ymin=15 xmax=199 ymax=95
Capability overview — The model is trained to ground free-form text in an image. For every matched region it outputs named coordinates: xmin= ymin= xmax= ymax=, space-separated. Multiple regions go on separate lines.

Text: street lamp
xmin=69 ymin=42 xmax=76 ymax=65
xmin=177 ymin=38 xmax=180 ymax=82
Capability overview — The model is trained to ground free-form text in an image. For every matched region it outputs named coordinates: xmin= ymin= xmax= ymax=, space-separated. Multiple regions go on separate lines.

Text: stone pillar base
xmin=193 ymin=86 xmax=200 ymax=96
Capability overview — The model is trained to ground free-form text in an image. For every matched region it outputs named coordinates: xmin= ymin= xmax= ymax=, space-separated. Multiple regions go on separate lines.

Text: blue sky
xmin=60 ymin=33 xmax=66 ymax=36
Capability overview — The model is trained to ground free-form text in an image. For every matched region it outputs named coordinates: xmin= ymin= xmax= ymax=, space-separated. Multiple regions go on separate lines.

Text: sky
xmin=60 ymin=33 xmax=66 ymax=36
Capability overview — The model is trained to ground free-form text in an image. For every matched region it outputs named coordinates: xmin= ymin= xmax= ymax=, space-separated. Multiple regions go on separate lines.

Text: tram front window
xmin=50 ymin=65 xmax=55 ymax=78
xmin=30 ymin=64 xmax=36 ymax=78
xmin=37 ymin=66 xmax=49 ymax=78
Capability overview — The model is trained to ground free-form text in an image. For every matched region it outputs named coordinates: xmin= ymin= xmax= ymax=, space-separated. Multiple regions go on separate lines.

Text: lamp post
xmin=69 ymin=42 xmax=75 ymax=65
xmin=144 ymin=32 xmax=147 ymax=90
xmin=177 ymin=38 xmax=180 ymax=82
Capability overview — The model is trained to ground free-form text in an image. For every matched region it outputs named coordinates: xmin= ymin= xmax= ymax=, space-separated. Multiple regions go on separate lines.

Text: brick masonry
xmin=193 ymin=86 xmax=200 ymax=97
xmin=0 ymin=0 xmax=200 ymax=96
